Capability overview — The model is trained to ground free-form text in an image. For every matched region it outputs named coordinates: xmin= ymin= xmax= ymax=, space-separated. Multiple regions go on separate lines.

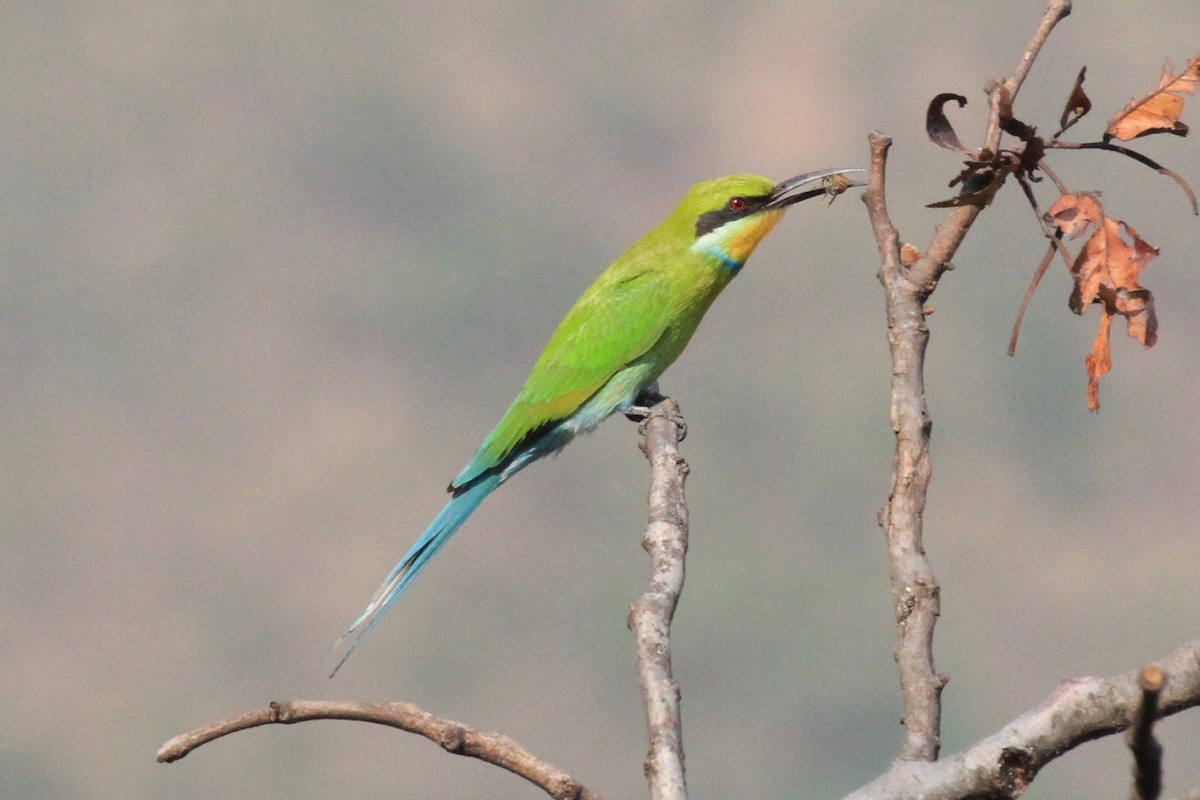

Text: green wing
xmin=451 ymin=257 xmax=674 ymax=489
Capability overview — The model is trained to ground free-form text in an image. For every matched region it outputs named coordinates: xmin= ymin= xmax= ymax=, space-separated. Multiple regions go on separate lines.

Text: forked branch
xmin=844 ymin=639 xmax=1200 ymax=800
xmin=862 ymin=0 xmax=1074 ymax=764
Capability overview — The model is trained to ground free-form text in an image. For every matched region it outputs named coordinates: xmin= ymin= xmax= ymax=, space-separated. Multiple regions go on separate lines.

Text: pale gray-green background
xmin=6 ymin=3 xmax=1200 ymax=798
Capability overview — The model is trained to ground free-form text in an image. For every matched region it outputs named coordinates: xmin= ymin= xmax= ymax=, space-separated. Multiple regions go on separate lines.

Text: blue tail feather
xmin=328 ymin=473 xmax=502 ymax=677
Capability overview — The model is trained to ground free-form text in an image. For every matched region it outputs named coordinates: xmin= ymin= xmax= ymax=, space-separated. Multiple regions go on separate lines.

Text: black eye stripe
xmin=694 ymin=194 xmax=771 ymax=237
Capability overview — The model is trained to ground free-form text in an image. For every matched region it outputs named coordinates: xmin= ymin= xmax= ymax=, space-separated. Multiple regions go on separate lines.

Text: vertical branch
xmin=628 ymin=399 xmax=690 ymax=800
xmin=863 ymin=132 xmax=947 ymax=763
xmin=861 ymin=0 xmax=1075 ymax=764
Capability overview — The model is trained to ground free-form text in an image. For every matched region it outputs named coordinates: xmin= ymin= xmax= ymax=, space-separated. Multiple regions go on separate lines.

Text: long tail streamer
xmin=328 ymin=473 xmax=502 ymax=677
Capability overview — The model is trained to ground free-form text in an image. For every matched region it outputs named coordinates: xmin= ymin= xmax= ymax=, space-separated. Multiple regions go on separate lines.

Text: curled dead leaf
xmin=926 ymin=93 xmax=973 ymax=154
xmin=929 ymin=152 xmax=1017 ymax=208
xmin=928 ymin=84 xmax=1046 ymax=209
xmin=1058 ymin=66 xmax=1092 ymax=135
xmin=1044 ymin=193 xmax=1159 ymax=410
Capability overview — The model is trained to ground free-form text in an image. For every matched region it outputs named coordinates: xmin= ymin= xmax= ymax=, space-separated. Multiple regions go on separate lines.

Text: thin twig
xmin=1129 ymin=664 xmax=1166 ymax=800
xmin=157 ymin=700 xmax=603 ymax=800
xmin=1002 ymin=0 xmax=1073 ymax=102
xmin=1008 ymin=242 xmax=1057 ymax=356
xmin=1015 ymin=168 xmax=1075 ymax=270
xmin=1038 ymin=160 xmax=1070 ymax=195
xmin=844 ymin=640 xmax=1200 ymax=800
xmin=628 ymin=398 xmax=690 ymax=800
xmin=1047 ymin=140 xmax=1199 ymax=215
xmin=1008 ymin=171 xmax=1075 ymax=355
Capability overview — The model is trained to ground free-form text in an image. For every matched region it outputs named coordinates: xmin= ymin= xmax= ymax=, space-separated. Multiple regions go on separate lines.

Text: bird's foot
xmin=624 ymin=382 xmax=686 ymax=440
xmin=624 ymin=381 xmax=665 ymax=422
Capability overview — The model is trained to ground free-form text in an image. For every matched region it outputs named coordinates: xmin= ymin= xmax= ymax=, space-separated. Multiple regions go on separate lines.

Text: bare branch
xmin=862 ymin=1 xmax=1077 ymax=764
xmin=628 ymin=398 xmax=690 ymax=800
xmin=156 ymin=401 xmax=696 ymax=800
xmin=1129 ymin=664 xmax=1166 ymax=800
xmin=844 ymin=639 xmax=1200 ymax=800
xmin=1001 ymin=0 xmax=1073 ymax=107
xmin=157 ymin=700 xmax=603 ymax=800
xmin=864 ymin=131 xmax=946 ymax=763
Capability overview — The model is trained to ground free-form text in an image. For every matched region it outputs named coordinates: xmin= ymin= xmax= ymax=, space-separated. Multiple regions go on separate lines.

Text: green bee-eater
xmin=332 ymin=167 xmax=863 ymax=675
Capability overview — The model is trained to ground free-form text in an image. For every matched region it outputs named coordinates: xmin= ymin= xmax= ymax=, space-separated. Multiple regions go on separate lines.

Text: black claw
xmin=635 ymin=381 xmax=666 ymax=406
xmin=624 ymin=381 xmax=666 ymax=422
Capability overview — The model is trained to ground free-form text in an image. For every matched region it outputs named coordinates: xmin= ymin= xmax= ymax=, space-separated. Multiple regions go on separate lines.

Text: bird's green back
xmin=452 ymin=174 xmax=781 ymax=490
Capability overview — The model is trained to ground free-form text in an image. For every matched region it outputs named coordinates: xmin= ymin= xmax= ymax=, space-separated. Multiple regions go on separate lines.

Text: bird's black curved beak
xmin=765 ymin=167 xmax=867 ymax=209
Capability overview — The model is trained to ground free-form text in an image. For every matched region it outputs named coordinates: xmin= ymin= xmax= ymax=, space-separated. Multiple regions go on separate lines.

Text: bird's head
xmin=681 ymin=168 xmax=864 ymax=270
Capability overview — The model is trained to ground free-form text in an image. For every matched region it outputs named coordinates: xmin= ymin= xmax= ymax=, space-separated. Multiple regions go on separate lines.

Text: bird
xmin=330 ymin=167 xmax=864 ymax=676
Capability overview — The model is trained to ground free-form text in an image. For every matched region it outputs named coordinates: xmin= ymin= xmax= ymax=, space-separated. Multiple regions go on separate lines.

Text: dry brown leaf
xmin=1106 ymin=56 xmax=1200 ymax=141
xmin=1045 ymin=192 xmax=1104 ymax=241
xmin=1068 ymin=217 xmax=1120 ymax=312
xmin=1108 ymin=223 xmax=1159 ymax=347
xmin=1043 ymin=193 xmax=1159 ymax=410
xmin=1085 ymin=308 xmax=1113 ymax=412
xmin=1067 ymin=217 xmax=1159 ymax=335
xmin=1059 ymin=66 xmax=1092 ymax=135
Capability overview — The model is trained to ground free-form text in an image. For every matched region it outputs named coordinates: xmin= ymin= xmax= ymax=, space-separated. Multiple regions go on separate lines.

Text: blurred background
xmin=5 ymin=2 xmax=1200 ymax=798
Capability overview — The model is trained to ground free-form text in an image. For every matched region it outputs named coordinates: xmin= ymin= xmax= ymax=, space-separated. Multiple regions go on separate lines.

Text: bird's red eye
xmin=728 ymin=197 xmax=746 ymax=211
